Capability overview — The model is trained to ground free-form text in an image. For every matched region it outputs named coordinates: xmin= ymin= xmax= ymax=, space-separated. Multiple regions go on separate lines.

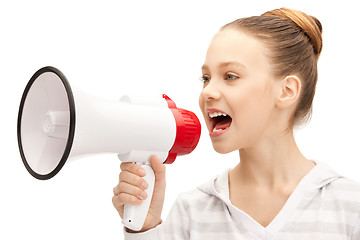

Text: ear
xmin=276 ymin=75 xmax=302 ymax=109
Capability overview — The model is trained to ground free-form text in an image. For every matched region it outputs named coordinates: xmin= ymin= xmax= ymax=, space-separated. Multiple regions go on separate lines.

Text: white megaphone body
xmin=17 ymin=66 xmax=201 ymax=231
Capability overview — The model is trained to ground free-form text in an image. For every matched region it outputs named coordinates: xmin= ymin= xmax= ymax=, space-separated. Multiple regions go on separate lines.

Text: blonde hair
xmin=221 ymin=8 xmax=323 ymax=126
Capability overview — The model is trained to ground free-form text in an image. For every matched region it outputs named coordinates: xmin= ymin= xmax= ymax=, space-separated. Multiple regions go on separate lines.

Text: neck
xmin=232 ymin=129 xmax=315 ymax=190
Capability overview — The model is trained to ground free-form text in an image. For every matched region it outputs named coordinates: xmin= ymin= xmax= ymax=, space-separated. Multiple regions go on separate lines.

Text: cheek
xmin=198 ymin=95 xmax=205 ymax=114
xmin=198 ymin=94 xmax=203 ymax=109
xmin=231 ymin=86 xmax=272 ymax=127
xmin=198 ymin=95 xmax=208 ymax=121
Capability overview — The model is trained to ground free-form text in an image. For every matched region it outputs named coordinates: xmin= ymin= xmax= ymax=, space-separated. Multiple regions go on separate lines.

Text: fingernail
xmin=140 ymin=191 xmax=147 ymax=200
xmin=138 ymin=169 xmax=146 ymax=176
xmin=135 ymin=198 xmax=143 ymax=205
xmin=142 ymin=181 xmax=148 ymax=189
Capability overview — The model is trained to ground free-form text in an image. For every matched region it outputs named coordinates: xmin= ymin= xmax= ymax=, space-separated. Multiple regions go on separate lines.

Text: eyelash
xmin=226 ymin=74 xmax=238 ymax=80
xmin=199 ymin=75 xmax=210 ymax=83
xmin=199 ymin=73 xmax=239 ymax=83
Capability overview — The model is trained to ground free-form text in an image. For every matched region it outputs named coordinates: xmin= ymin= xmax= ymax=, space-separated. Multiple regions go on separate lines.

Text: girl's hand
xmin=112 ymin=155 xmax=166 ymax=232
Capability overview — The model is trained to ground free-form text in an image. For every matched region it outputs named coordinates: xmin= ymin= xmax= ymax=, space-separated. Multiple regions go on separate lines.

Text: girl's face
xmin=199 ymin=29 xmax=281 ymax=154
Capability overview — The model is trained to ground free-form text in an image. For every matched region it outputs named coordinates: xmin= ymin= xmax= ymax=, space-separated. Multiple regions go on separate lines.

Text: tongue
xmin=214 ymin=117 xmax=232 ymax=130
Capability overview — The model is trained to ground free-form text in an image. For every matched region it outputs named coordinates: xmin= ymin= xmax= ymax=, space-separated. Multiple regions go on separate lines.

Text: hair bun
xmin=262 ymin=8 xmax=323 ymax=57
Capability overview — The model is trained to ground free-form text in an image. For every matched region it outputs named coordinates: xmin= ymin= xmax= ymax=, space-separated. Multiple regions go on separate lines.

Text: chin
xmin=212 ymin=142 xmax=235 ymax=154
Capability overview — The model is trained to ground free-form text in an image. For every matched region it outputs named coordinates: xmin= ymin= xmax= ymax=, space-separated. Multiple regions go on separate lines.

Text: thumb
xmin=150 ymin=155 xmax=166 ymax=184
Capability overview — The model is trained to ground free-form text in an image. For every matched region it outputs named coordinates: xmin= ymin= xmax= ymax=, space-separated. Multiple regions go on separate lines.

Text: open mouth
xmin=208 ymin=111 xmax=232 ymax=134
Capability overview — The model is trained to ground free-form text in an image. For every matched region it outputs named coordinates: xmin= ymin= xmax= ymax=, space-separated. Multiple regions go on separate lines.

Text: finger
xmin=113 ymin=182 xmax=148 ymax=200
xmin=119 ymin=170 xmax=149 ymax=190
xmin=150 ymin=155 xmax=166 ymax=183
xmin=112 ymin=193 xmax=143 ymax=209
xmin=120 ymin=162 xmax=147 ymax=177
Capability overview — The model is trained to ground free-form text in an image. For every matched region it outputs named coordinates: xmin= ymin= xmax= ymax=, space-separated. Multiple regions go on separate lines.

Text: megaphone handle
xmin=122 ymin=163 xmax=155 ymax=231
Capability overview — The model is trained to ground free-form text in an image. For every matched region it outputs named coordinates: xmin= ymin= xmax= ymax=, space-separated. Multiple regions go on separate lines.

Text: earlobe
xmin=276 ymin=75 xmax=301 ymax=109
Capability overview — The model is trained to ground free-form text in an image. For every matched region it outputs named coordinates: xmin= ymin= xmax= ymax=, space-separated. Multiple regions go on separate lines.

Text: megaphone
xmin=17 ymin=66 xmax=201 ymax=231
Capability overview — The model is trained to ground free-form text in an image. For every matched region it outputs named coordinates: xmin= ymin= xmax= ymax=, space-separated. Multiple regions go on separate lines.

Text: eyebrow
xmin=201 ymin=61 xmax=246 ymax=71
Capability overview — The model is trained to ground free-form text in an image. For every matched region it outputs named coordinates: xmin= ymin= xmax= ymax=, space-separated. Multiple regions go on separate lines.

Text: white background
xmin=1 ymin=0 xmax=359 ymax=239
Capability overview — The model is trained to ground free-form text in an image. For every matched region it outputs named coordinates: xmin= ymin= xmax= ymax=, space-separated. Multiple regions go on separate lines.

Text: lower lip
xmin=209 ymin=126 xmax=230 ymax=137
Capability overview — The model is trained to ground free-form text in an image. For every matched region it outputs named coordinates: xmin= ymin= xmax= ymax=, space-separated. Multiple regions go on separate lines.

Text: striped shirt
xmin=124 ymin=161 xmax=360 ymax=239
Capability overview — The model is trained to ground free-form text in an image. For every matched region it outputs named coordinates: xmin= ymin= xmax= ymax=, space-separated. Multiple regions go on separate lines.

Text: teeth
xmin=209 ymin=112 xmax=227 ymax=118
xmin=213 ymin=128 xmax=222 ymax=132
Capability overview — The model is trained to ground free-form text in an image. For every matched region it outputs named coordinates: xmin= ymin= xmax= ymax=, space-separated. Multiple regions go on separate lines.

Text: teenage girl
xmin=112 ymin=8 xmax=360 ymax=239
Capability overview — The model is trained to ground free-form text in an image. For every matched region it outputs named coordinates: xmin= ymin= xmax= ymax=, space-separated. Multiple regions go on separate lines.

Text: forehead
xmin=204 ymin=29 xmax=271 ymax=72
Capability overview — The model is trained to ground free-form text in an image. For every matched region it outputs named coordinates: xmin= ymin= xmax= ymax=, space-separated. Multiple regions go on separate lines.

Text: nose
xmin=200 ymin=80 xmax=221 ymax=102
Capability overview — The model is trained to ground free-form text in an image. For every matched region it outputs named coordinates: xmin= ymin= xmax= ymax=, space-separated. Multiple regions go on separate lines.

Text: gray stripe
xmin=182 ymin=198 xmax=225 ymax=212
xmin=280 ymin=221 xmax=354 ymax=236
xmin=326 ymin=182 xmax=360 ymax=192
xmin=297 ymin=199 xmax=360 ymax=212
xmin=163 ymin=220 xmax=249 ymax=234
xmin=161 ymin=225 xmax=189 ymax=239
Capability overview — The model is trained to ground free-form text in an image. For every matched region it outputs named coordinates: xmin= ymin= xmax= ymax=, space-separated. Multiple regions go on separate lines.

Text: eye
xmin=200 ymin=75 xmax=211 ymax=83
xmin=225 ymin=73 xmax=239 ymax=81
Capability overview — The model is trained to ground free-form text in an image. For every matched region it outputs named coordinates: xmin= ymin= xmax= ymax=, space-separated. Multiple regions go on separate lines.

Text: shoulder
xmin=168 ymin=184 xmax=231 ymax=227
xmin=176 ymin=186 xmax=226 ymax=212
xmin=324 ymin=177 xmax=360 ymax=201
xmin=328 ymin=176 xmax=360 ymax=190
xmin=311 ymin=161 xmax=360 ymax=204
xmin=324 ymin=177 xmax=360 ymax=202
xmin=316 ymin=176 xmax=360 ymax=224
xmin=173 ymin=170 xmax=230 ymax=216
